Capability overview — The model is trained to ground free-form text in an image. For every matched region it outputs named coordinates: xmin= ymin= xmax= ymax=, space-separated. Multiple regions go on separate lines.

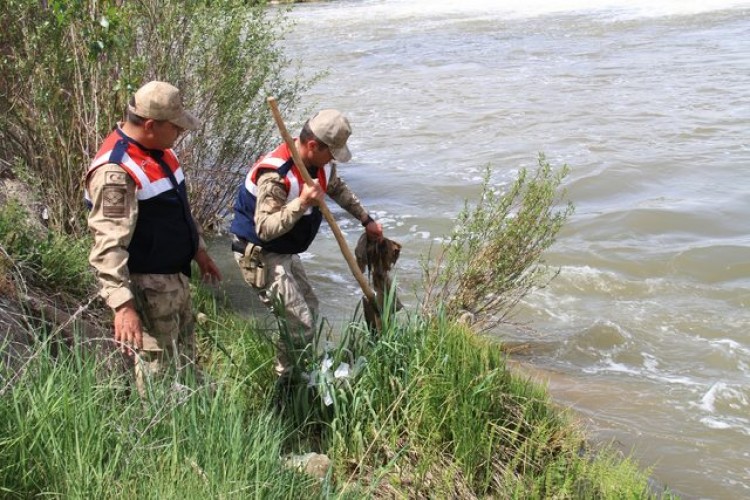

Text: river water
xmin=213 ymin=1 xmax=750 ymax=497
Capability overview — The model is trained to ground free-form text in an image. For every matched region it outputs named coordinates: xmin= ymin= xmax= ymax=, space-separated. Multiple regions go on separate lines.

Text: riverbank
xmin=0 ymin=181 xmax=670 ymax=498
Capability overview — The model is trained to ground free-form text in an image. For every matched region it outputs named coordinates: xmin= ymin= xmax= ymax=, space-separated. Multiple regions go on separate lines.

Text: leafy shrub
xmin=421 ymin=154 xmax=574 ymax=331
xmin=0 ymin=0 xmax=312 ymax=233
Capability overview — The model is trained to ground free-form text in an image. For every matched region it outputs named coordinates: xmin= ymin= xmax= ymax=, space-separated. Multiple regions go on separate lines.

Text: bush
xmin=421 ymin=154 xmax=574 ymax=331
xmin=0 ymin=0 xmax=313 ymax=234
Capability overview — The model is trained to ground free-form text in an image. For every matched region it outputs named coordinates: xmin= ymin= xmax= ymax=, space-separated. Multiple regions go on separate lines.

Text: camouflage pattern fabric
xmin=130 ymin=273 xmax=194 ymax=395
xmin=234 ymin=246 xmax=316 ymax=375
xmin=242 ymin=156 xmax=371 ymax=376
xmin=254 ymin=164 xmax=368 ymax=243
xmin=87 ymin=164 xmax=139 ymax=310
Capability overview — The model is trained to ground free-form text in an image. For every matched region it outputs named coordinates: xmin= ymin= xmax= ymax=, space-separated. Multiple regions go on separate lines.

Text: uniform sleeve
xmin=86 ymin=164 xmax=138 ymax=309
xmin=255 ymin=170 xmax=308 ymax=242
xmin=326 ymin=163 xmax=369 ymax=222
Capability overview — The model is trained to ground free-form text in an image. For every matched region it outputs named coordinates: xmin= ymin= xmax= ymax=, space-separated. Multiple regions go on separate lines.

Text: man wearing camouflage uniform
xmin=230 ymin=109 xmax=383 ymax=375
xmin=86 ymin=81 xmax=222 ymax=394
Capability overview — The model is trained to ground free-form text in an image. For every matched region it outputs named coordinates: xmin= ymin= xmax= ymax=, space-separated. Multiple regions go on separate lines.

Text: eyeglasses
xmin=156 ymin=120 xmax=185 ymax=135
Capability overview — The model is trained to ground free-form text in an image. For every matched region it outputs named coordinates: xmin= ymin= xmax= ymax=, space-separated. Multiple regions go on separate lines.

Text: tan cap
xmin=309 ymin=109 xmax=352 ymax=162
xmin=128 ymin=81 xmax=200 ymax=131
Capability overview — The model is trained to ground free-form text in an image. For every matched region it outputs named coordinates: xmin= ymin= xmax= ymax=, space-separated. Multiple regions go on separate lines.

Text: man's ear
xmin=142 ymin=119 xmax=156 ymax=132
xmin=301 ymin=139 xmax=320 ymax=158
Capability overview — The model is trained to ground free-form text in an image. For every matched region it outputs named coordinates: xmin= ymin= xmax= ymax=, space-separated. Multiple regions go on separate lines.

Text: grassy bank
xmin=200 ymin=285 xmax=666 ymax=498
xmin=0 ymin=338 xmax=317 ymax=498
xmin=0 ymin=285 xmax=666 ymax=498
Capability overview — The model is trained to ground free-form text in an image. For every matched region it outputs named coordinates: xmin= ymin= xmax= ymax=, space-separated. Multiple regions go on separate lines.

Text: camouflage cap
xmin=309 ymin=109 xmax=352 ymax=162
xmin=128 ymin=81 xmax=200 ymax=131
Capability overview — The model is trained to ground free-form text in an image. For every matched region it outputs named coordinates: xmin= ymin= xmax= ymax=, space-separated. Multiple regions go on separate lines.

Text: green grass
xmin=0 ymin=337 xmax=318 ymax=499
xmin=0 ymin=201 xmax=94 ymax=297
xmin=0 ymin=285 xmax=673 ymax=499
xmin=312 ymin=303 xmax=668 ymax=498
xmin=192 ymin=284 xmax=670 ymax=498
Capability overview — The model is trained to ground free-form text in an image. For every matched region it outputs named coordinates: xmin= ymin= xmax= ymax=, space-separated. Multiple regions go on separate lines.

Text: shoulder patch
xmin=102 ymin=185 xmax=128 ymax=218
xmin=105 ymin=171 xmax=127 ymax=185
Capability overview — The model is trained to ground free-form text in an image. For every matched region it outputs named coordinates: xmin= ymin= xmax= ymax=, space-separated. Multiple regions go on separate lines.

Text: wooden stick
xmin=267 ymin=97 xmax=377 ymax=304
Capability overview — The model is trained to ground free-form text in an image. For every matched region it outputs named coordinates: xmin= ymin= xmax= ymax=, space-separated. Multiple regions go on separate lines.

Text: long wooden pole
xmin=267 ymin=97 xmax=377 ymax=304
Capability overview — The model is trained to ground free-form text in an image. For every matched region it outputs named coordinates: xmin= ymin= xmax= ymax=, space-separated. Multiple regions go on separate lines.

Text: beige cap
xmin=128 ymin=81 xmax=200 ymax=131
xmin=309 ymin=109 xmax=352 ymax=162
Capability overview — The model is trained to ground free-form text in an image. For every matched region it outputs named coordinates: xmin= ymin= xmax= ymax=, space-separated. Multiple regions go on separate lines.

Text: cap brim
xmin=170 ymin=110 xmax=201 ymax=131
xmin=331 ymin=144 xmax=351 ymax=163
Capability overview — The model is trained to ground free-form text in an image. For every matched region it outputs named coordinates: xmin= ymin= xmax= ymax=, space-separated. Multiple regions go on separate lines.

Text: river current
xmin=211 ymin=1 xmax=750 ymax=497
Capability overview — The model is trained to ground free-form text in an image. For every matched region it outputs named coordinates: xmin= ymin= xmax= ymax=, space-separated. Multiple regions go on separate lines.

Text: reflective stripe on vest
xmin=85 ymin=128 xmax=185 ymax=202
xmin=244 ymin=142 xmax=331 ymax=215
xmin=84 ymin=127 xmax=198 ymax=276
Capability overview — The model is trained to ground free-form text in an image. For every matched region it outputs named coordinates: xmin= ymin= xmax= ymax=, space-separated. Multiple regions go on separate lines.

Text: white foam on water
xmin=645 ymin=373 xmax=699 ymax=387
xmin=700 ymin=416 xmax=750 ymax=436
xmin=583 ymin=357 xmax=641 ymax=376
xmin=709 ymin=338 xmax=750 ymax=356
xmin=642 ymin=352 xmax=659 ymax=371
xmin=699 ymin=381 xmax=725 ymax=412
xmin=700 ymin=417 xmax=733 ymax=430
xmin=557 ymin=265 xmax=623 ymax=293
xmin=320 ymin=271 xmax=352 ymax=286
xmin=300 ymin=0 xmax=750 ymax=23
xmin=584 ymin=356 xmax=701 ymax=388
xmin=693 ymin=382 xmax=750 ymax=435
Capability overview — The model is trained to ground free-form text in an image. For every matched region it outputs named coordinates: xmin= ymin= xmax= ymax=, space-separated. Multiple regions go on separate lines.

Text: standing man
xmin=86 ymin=81 xmax=222 ymax=394
xmin=230 ymin=109 xmax=382 ymax=375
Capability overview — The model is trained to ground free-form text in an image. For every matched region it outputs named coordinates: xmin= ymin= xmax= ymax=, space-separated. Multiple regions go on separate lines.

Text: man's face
xmin=309 ymin=140 xmax=334 ymax=168
xmin=149 ymin=120 xmax=185 ymax=150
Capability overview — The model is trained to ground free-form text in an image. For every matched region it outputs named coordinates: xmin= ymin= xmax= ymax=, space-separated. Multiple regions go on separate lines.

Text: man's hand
xmin=300 ymin=180 xmax=325 ymax=209
xmin=364 ymin=218 xmax=383 ymax=241
xmin=114 ymin=300 xmax=142 ymax=356
xmin=194 ymin=248 xmax=223 ymax=284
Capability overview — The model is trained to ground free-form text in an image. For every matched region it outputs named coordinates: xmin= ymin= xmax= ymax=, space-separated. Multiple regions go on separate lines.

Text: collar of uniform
xmin=114 ymin=125 xmax=165 ymax=158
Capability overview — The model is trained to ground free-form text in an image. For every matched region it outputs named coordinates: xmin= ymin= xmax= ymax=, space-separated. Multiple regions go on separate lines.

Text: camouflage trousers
xmin=130 ymin=273 xmax=195 ymax=395
xmin=234 ymin=247 xmax=318 ymax=375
